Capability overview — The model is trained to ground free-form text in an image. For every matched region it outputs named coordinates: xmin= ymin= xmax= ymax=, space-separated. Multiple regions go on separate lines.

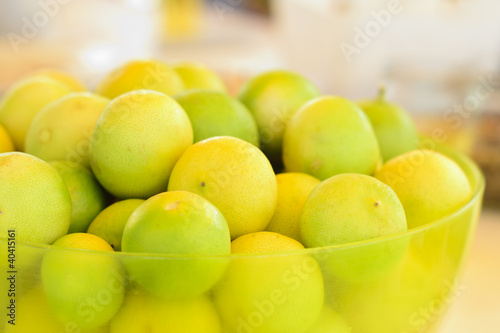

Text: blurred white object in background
xmin=272 ymin=0 xmax=500 ymax=107
xmin=0 ymin=0 xmax=159 ymax=86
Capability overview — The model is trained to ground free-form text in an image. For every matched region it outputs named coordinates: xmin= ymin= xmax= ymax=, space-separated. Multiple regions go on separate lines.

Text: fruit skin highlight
xmin=265 ymin=172 xmax=320 ymax=242
xmin=175 ymin=89 xmax=260 ymax=145
xmin=214 ymin=231 xmax=324 ymax=333
xmin=173 ymin=62 xmax=226 ymax=92
xmin=87 ymin=199 xmax=145 ymax=251
xmin=358 ymin=87 xmax=419 ymax=162
xmin=168 ymin=136 xmax=277 ymax=239
xmin=0 ymin=152 xmax=71 ymax=244
xmin=375 ymin=149 xmax=472 ymax=229
xmin=50 ymin=161 xmax=107 ymax=234
xmin=25 ymin=92 xmax=110 ymax=168
xmin=283 ymin=96 xmax=381 ymax=180
xmin=238 ymin=70 xmax=320 ymax=167
xmin=121 ymin=190 xmax=231 ymax=299
xmin=89 ymin=90 xmax=193 ymax=199
xmin=96 ymin=59 xmax=184 ymax=99
xmin=0 ymin=76 xmax=75 ymax=150
xmin=110 ymin=289 xmax=221 ymax=333
xmin=41 ymin=233 xmax=125 ymax=330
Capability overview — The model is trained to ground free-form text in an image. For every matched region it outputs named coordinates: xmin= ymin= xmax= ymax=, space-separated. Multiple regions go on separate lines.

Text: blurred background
xmin=0 ymin=0 xmax=499 ymax=331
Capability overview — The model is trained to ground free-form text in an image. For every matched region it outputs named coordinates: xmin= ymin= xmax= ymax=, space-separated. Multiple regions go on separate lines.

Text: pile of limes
xmin=0 ymin=60 xmax=472 ymax=333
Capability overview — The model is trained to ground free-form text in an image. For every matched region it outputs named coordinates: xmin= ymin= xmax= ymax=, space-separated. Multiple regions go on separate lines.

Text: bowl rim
xmin=0 ymin=143 xmax=485 ymax=260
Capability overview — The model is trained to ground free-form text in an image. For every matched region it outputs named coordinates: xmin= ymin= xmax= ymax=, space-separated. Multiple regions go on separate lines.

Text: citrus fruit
xmin=0 ymin=123 xmax=14 ymax=153
xmin=265 ymin=172 xmax=320 ymax=241
xmin=300 ymin=173 xmax=408 ymax=281
xmin=5 ymin=286 xmax=109 ymax=333
xmin=0 ymin=76 xmax=75 ymax=150
xmin=283 ymin=96 xmax=381 ymax=180
xmin=89 ymin=90 xmax=193 ymax=199
xmin=110 ymin=289 xmax=221 ymax=333
xmin=0 ymin=152 xmax=71 ymax=244
xmin=375 ymin=149 xmax=472 ymax=228
xmin=25 ymin=92 xmax=110 ymax=168
xmin=96 ymin=59 xmax=184 ymax=99
xmin=50 ymin=161 xmax=107 ymax=233
xmin=24 ymin=69 xmax=87 ymax=92
xmin=300 ymin=173 xmax=407 ymax=248
xmin=305 ymin=306 xmax=351 ymax=333
xmin=87 ymin=199 xmax=145 ymax=251
xmin=359 ymin=87 xmax=419 ymax=162
xmin=41 ymin=233 xmax=125 ymax=330
xmin=168 ymin=136 xmax=277 ymax=239
xmin=214 ymin=231 xmax=324 ymax=333
xmin=238 ymin=70 xmax=320 ymax=167
xmin=175 ymin=89 xmax=259 ymax=145
xmin=173 ymin=62 xmax=226 ymax=92
xmin=121 ymin=191 xmax=231 ymax=299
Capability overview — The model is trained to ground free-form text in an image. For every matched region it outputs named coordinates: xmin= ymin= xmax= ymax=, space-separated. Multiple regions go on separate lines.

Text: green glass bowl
xmin=0 ymin=144 xmax=484 ymax=333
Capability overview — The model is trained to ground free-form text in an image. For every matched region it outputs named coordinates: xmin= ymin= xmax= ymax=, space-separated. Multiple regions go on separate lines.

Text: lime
xmin=96 ymin=59 xmax=184 ymax=99
xmin=0 ymin=152 xmax=71 ymax=244
xmin=121 ymin=190 xmax=231 ymax=299
xmin=168 ymin=136 xmax=277 ymax=239
xmin=265 ymin=172 xmax=320 ymax=241
xmin=25 ymin=92 xmax=109 ymax=168
xmin=50 ymin=161 xmax=107 ymax=233
xmin=41 ymin=233 xmax=124 ymax=330
xmin=283 ymin=96 xmax=380 ymax=180
xmin=87 ymin=199 xmax=145 ymax=251
xmin=89 ymin=90 xmax=193 ymax=199
xmin=175 ymin=89 xmax=259 ymax=145
xmin=214 ymin=231 xmax=324 ymax=333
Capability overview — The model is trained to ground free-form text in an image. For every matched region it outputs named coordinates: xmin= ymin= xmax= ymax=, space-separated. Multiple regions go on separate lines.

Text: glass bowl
xmin=0 ymin=144 xmax=484 ymax=333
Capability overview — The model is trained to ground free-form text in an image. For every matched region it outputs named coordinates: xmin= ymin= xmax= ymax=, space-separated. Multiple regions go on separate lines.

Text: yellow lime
xmin=375 ymin=149 xmax=472 ymax=228
xmin=89 ymin=90 xmax=193 ymax=199
xmin=214 ymin=231 xmax=324 ymax=333
xmin=299 ymin=173 xmax=408 ymax=281
xmin=0 ymin=77 xmax=75 ymax=150
xmin=265 ymin=172 xmax=320 ymax=241
xmin=174 ymin=62 xmax=226 ymax=92
xmin=87 ymin=199 xmax=145 ymax=251
xmin=283 ymin=96 xmax=381 ymax=180
xmin=24 ymin=68 xmax=87 ymax=92
xmin=110 ymin=289 xmax=221 ymax=333
xmin=0 ymin=123 xmax=14 ymax=153
xmin=96 ymin=59 xmax=184 ymax=99
xmin=25 ymin=92 xmax=110 ymax=168
xmin=5 ymin=286 xmax=108 ymax=333
xmin=41 ymin=233 xmax=125 ymax=330
xmin=168 ymin=136 xmax=277 ymax=239
xmin=0 ymin=152 xmax=71 ymax=244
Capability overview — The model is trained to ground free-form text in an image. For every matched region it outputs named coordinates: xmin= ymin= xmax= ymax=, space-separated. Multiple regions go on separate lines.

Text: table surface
xmin=440 ymin=208 xmax=500 ymax=333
